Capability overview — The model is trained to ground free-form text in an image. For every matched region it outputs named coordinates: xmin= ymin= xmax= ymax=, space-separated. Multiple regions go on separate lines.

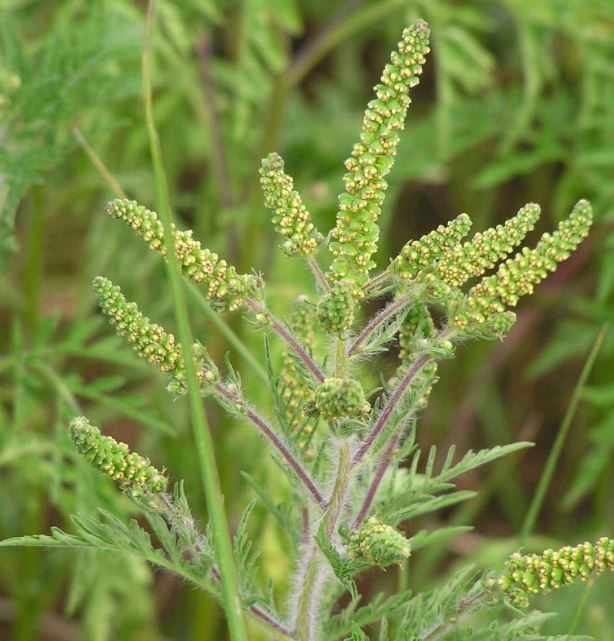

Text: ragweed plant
xmin=3 ymin=16 xmax=607 ymax=641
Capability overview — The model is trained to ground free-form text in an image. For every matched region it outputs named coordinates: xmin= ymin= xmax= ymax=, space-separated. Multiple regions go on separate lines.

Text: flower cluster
xmin=310 ymin=378 xmax=370 ymax=422
xmin=434 ymin=203 xmax=540 ymax=287
xmin=349 ymin=516 xmax=411 ymax=568
xmin=93 ymin=277 xmax=218 ymax=391
xmin=317 ymin=284 xmax=355 ymax=336
xmin=499 ymin=537 xmax=614 ymax=607
xmin=107 ymin=199 xmax=257 ymax=311
xmin=70 ymin=417 xmax=168 ymax=498
xmin=328 ymin=20 xmax=431 ymax=293
xmin=260 ymin=153 xmax=323 ymax=257
xmin=452 ymin=200 xmax=592 ymax=329
xmin=392 ymin=213 xmax=472 ymax=280
xmin=94 ymin=276 xmax=183 ymax=374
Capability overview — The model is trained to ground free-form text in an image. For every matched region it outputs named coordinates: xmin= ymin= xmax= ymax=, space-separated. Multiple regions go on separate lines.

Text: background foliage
xmin=1 ymin=0 xmax=613 ymax=639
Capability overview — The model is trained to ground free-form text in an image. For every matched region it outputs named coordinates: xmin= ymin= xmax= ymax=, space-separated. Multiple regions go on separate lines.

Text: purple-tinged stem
xmin=247 ymin=299 xmax=325 ymax=383
xmin=352 ymin=353 xmax=430 ymax=468
xmin=347 ymin=291 xmax=413 ymax=357
xmin=306 ymin=255 xmax=329 ymax=292
xmin=216 ymin=383 xmax=325 ymax=507
xmin=211 ymin=568 xmax=296 ymax=640
xmin=353 ymin=431 xmax=400 ymax=528
xmin=364 ymin=270 xmax=392 ymax=295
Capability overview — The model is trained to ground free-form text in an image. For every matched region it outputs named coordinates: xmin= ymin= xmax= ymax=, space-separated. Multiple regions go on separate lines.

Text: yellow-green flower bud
xmin=93 ymin=277 xmax=217 ymax=391
xmin=398 ymin=303 xmax=436 ymax=366
xmin=94 ymin=276 xmax=183 ymax=374
xmin=328 ymin=21 xmax=431 ymax=293
xmin=70 ymin=417 xmax=168 ymax=498
xmin=317 ymin=284 xmax=355 ymax=336
xmin=349 ymin=516 xmax=411 ymax=568
xmin=451 ymin=200 xmax=592 ymax=329
xmin=312 ymin=377 xmax=370 ymax=421
xmin=435 ymin=203 xmax=541 ymax=288
xmin=106 ymin=199 xmax=257 ymax=311
xmin=392 ymin=213 xmax=472 ymax=280
xmin=260 ymin=153 xmax=323 ymax=256
xmin=499 ymin=537 xmax=614 ymax=607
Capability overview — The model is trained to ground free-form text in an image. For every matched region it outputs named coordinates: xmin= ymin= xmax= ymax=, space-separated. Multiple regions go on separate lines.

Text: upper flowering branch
xmin=327 ymin=20 xmax=431 ymax=294
xmin=452 ymin=200 xmax=592 ymax=330
xmin=260 ymin=153 xmax=323 ymax=257
xmin=107 ymin=199 xmax=257 ymax=311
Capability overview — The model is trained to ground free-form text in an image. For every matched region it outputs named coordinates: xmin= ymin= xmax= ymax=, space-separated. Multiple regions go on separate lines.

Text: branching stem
xmin=306 ymin=255 xmax=330 ymax=292
xmin=215 ymin=383 xmax=325 ymax=507
xmin=247 ymin=298 xmax=325 ymax=383
xmin=347 ymin=290 xmax=413 ymax=357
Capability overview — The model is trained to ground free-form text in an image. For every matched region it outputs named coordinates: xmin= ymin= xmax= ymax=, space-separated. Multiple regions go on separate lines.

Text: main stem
xmin=143 ymin=4 xmax=248 ymax=640
xmin=295 ymin=340 xmax=352 ymax=641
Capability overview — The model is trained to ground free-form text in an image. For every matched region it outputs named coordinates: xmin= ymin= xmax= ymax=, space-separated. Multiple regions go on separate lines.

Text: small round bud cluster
xmin=260 ymin=153 xmax=323 ymax=256
xmin=499 ymin=537 xmax=614 ymax=608
xmin=328 ymin=20 xmax=431 ymax=293
xmin=106 ymin=199 xmax=257 ymax=311
xmin=392 ymin=213 xmax=472 ymax=280
xmin=311 ymin=377 xmax=370 ymax=421
xmin=94 ymin=277 xmax=183 ymax=374
xmin=317 ymin=284 xmax=355 ymax=336
xmin=435 ymin=203 xmax=541 ymax=287
xmin=349 ymin=516 xmax=411 ymax=568
xmin=451 ymin=200 xmax=592 ymax=329
xmin=70 ymin=417 xmax=168 ymax=498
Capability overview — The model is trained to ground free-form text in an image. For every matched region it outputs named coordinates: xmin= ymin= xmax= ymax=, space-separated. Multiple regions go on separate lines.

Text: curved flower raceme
xmin=499 ymin=537 xmax=614 ymax=607
xmin=452 ymin=200 xmax=592 ymax=330
xmin=328 ymin=20 xmax=431 ymax=294
xmin=70 ymin=417 xmax=168 ymax=498
xmin=392 ymin=213 xmax=472 ymax=281
xmin=107 ymin=199 xmax=257 ymax=311
xmin=260 ymin=153 xmax=323 ymax=257
xmin=435 ymin=203 xmax=541 ymax=287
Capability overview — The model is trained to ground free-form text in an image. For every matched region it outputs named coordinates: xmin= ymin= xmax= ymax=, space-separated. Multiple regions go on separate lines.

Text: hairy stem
xmin=295 ymin=440 xmax=353 ymax=641
xmin=215 ymin=383 xmax=325 ymax=507
xmin=307 ymin=255 xmax=330 ymax=292
xmin=247 ymin=298 xmax=325 ymax=383
xmin=353 ymin=431 xmax=400 ymax=528
xmin=347 ymin=290 xmax=413 ymax=357
xmin=352 ymin=350 xmax=432 ymax=468
xmin=143 ymin=4 xmax=248 ymax=640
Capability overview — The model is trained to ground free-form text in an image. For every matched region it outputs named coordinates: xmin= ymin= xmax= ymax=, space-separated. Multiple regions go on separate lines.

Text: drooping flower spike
xmin=70 ymin=417 xmax=168 ymax=498
xmin=107 ymin=199 xmax=257 ymax=311
xmin=499 ymin=537 xmax=614 ymax=607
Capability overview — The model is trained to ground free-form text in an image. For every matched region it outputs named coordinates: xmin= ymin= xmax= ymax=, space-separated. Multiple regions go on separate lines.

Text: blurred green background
xmin=1 ymin=0 xmax=614 ymax=639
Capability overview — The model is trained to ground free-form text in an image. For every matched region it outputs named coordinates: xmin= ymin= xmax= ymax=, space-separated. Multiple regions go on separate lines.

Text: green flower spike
xmin=452 ymin=200 xmax=592 ymax=329
xmin=260 ymin=153 xmax=323 ymax=257
xmin=317 ymin=283 xmax=355 ymax=336
xmin=328 ymin=20 xmax=431 ymax=294
xmin=70 ymin=417 xmax=168 ymax=498
xmin=93 ymin=277 xmax=218 ymax=391
xmin=106 ymin=198 xmax=257 ymax=311
xmin=94 ymin=276 xmax=183 ymax=374
xmin=499 ymin=537 xmax=614 ymax=608
xmin=312 ymin=377 xmax=370 ymax=422
xmin=398 ymin=303 xmax=436 ymax=367
xmin=349 ymin=516 xmax=411 ymax=568
xmin=392 ymin=213 xmax=472 ymax=280
xmin=435 ymin=203 xmax=541 ymax=288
